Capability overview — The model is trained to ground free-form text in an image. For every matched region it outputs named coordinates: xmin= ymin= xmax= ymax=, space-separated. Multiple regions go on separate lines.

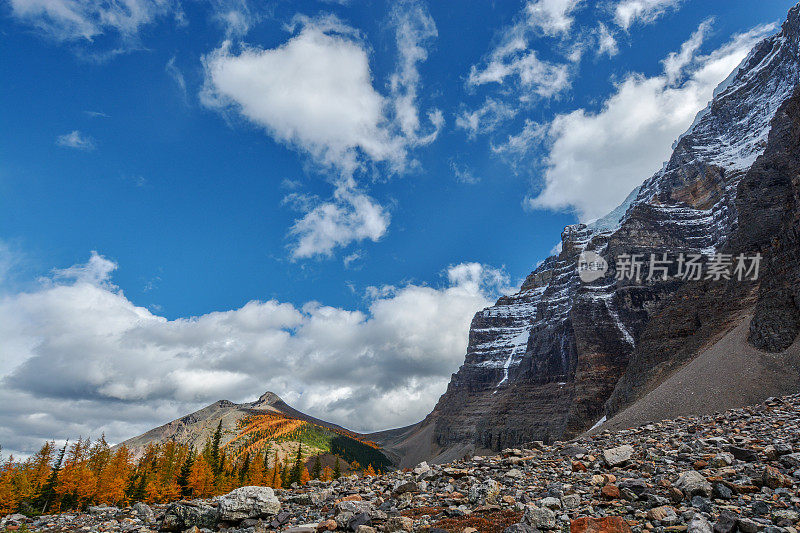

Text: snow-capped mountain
xmin=372 ymin=3 xmax=800 ymax=466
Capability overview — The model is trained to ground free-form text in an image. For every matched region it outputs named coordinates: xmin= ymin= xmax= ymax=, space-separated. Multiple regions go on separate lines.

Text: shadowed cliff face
xmin=743 ymin=95 xmax=800 ymax=353
xmin=419 ymin=5 xmax=800 ymax=457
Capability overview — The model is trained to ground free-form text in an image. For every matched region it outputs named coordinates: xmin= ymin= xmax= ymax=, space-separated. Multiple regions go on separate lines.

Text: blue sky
xmin=0 ymin=0 xmax=796 ymax=456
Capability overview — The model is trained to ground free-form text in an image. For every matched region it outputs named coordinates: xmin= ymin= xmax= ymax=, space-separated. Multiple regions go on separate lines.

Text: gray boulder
xmin=674 ymin=471 xmax=712 ymax=497
xmin=133 ymin=502 xmax=155 ymax=523
xmin=688 ymin=516 xmax=713 ymax=533
xmin=161 ymin=502 xmax=218 ymax=531
xmin=779 ymin=452 xmax=800 ymax=468
xmin=384 ymin=516 xmax=413 ymax=532
xmin=468 ymin=479 xmax=500 ymax=505
xmin=1 ymin=514 xmax=27 ymax=527
xmin=522 ymin=505 xmax=557 ymax=529
xmin=603 ymin=445 xmax=634 ymax=467
xmin=335 ymin=500 xmax=374 ymax=515
xmin=218 ymin=486 xmax=281 ymax=521
xmin=392 ymin=480 xmax=419 ymax=495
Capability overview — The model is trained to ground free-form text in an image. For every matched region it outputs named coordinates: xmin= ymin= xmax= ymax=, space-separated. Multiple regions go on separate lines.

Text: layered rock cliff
xmin=373 ymin=4 xmax=800 ymax=466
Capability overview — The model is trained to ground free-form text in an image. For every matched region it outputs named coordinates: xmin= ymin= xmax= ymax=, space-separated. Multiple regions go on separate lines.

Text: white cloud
xmin=202 ymin=17 xmax=398 ymax=175
xmin=8 ymin=0 xmax=175 ymax=41
xmin=492 ymin=119 xmax=547 ymax=160
xmin=165 ymin=56 xmax=187 ymax=98
xmin=202 ymin=8 xmax=440 ymax=258
xmin=614 ymin=0 xmax=683 ymax=30
xmin=56 ymin=130 xmax=96 ymax=151
xmin=342 ymin=251 xmax=362 ymax=269
xmin=210 ymin=0 xmax=260 ymax=38
xmin=662 ymin=19 xmax=711 ymax=83
xmin=467 ymin=42 xmax=571 ymax=99
xmin=389 ymin=0 xmax=443 ymax=145
xmin=287 ymin=187 xmax=390 ymax=259
xmin=202 ymin=9 xmax=441 ymax=176
xmin=0 ymin=253 xmax=505 ymax=456
xmin=455 ymin=98 xmax=517 ymax=138
xmin=596 ymin=22 xmax=619 ymax=57
xmin=460 ymin=0 xmax=578 ymax=135
xmin=446 ymin=261 xmax=512 ymax=295
xmin=526 ymin=21 xmax=774 ymax=221
xmin=466 ymin=0 xmax=582 ymax=94
xmin=524 ymin=0 xmax=583 ymax=36
xmin=49 ymin=250 xmax=118 ymax=289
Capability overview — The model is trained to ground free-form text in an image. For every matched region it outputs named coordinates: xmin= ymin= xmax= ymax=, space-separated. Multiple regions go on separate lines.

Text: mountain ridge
xmin=370 ymin=2 xmax=800 ymax=466
xmin=117 ymin=391 xmax=389 ymax=468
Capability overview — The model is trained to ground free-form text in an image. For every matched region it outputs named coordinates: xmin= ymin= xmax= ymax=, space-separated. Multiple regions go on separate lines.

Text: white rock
xmin=218 ymin=486 xmax=281 ymax=521
xmin=602 ymin=445 xmax=634 ymax=467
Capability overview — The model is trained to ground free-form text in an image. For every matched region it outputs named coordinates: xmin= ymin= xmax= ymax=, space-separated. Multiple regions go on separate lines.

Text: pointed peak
xmin=785 ymin=2 xmax=800 ymax=35
xmin=252 ymin=391 xmax=282 ymax=406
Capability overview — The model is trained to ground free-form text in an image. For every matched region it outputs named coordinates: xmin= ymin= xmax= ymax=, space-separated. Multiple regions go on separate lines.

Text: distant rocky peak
xmin=252 ymin=391 xmax=282 ymax=406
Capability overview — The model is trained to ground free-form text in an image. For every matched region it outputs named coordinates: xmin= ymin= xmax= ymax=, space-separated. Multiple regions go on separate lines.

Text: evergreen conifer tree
xmin=176 ymin=450 xmax=195 ymax=498
xmin=35 ymin=441 xmax=67 ymax=513
xmin=311 ymin=455 xmax=322 ymax=479
xmin=333 ymin=457 xmax=341 ymax=480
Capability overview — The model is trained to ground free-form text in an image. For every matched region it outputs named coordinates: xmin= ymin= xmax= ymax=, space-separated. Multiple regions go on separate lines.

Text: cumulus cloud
xmin=56 ymin=130 xmax=96 ymax=151
xmin=8 ymin=0 xmax=175 ymax=41
xmin=202 ymin=17 xmax=397 ymax=174
xmin=203 ymin=11 xmax=440 ymax=175
xmin=613 ymin=0 xmax=683 ymax=30
xmin=0 ymin=253 xmax=505 ymax=457
xmin=525 ymin=21 xmax=774 ymax=221
xmin=287 ymin=187 xmax=390 ymax=259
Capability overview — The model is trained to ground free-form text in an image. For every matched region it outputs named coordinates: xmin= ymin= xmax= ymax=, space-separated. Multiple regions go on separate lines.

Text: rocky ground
xmin=3 ymin=394 xmax=800 ymax=533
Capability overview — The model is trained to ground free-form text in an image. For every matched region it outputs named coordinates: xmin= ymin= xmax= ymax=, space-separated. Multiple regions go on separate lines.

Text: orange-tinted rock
xmin=601 ymin=484 xmax=621 ymax=499
xmin=763 ymin=465 xmax=792 ymax=489
xmin=571 ymin=516 xmax=632 ymax=533
xmin=317 ymin=520 xmax=337 ymax=531
xmin=668 ymin=487 xmax=684 ymax=503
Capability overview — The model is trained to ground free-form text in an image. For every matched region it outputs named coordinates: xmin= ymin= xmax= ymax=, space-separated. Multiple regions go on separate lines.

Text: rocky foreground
xmin=4 ymin=394 xmax=800 ymax=533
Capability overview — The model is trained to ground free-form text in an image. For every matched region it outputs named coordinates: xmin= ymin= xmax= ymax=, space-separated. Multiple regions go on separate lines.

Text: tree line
xmin=0 ymin=422 xmax=378 ymax=516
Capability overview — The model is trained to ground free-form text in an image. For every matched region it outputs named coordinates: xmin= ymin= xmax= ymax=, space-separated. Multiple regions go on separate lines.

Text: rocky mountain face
xmin=118 ymin=391 xmax=369 ymax=460
xmin=373 ymin=4 xmax=800 ymax=466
